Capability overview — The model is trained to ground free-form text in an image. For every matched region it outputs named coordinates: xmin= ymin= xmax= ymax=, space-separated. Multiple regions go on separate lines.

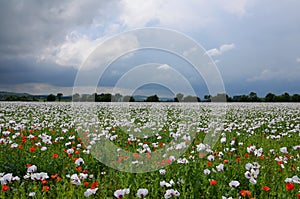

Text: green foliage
xmin=47 ymin=94 xmax=56 ymax=102
xmin=145 ymin=94 xmax=159 ymax=102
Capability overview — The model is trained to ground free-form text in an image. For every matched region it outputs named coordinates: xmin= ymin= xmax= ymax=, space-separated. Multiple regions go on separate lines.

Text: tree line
xmin=1 ymin=91 xmax=300 ymax=102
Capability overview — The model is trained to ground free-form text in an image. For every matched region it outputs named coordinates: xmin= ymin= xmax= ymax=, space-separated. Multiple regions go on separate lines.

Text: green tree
xmin=129 ymin=96 xmax=135 ymax=102
xmin=145 ymin=94 xmax=159 ymax=102
xmin=204 ymin=94 xmax=211 ymax=102
xmin=265 ymin=93 xmax=276 ymax=102
xmin=47 ymin=94 xmax=56 ymax=102
xmin=291 ymin=94 xmax=300 ymax=102
xmin=249 ymin=92 xmax=258 ymax=102
xmin=278 ymin=92 xmax=290 ymax=102
xmin=57 ymin=93 xmax=63 ymax=102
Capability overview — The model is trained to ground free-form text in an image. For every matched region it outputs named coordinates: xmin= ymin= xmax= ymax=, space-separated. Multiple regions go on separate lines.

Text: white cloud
xmin=157 ymin=64 xmax=171 ymax=70
xmin=220 ymin=0 xmax=249 ymax=16
xmin=206 ymin=43 xmax=235 ymax=56
xmin=39 ymin=32 xmax=104 ymax=68
xmin=119 ymin=0 xmax=252 ymax=30
xmin=296 ymin=58 xmax=300 ymax=63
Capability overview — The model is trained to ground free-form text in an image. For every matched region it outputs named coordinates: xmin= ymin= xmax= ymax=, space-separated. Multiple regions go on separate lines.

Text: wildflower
xmin=84 ymin=182 xmax=89 ymax=187
xmin=262 ymin=186 xmax=270 ymax=191
xmin=29 ymin=146 xmax=36 ymax=152
xmin=164 ymin=189 xmax=180 ymax=198
xmin=91 ymin=182 xmax=99 ymax=189
xmin=210 ymin=179 xmax=217 ymax=186
xmin=159 ymin=169 xmax=166 ymax=175
xmin=75 ymin=158 xmax=84 ymax=166
xmin=286 ymin=183 xmax=294 ymax=191
xmin=70 ymin=174 xmax=81 ymax=185
xmin=229 ymin=180 xmax=240 ymax=188
xmin=52 ymin=153 xmax=59 ymax=158
xmin=220 ymin=137 xmax=226 ymax=143
xmin=2 ymin=185 xmax=9 ymax=192
xmin=51 ymin=174 xmax=58 ymax=179
xmin=114 ymin=188 xmax=130 ymax=199
xmin=30 ymin=172 xmax=49 ymax=181
xmin=207 ymin=155 xmax=214 ymax=161
xmin=29 ymin=192 xmax=35 ymax=197
xmin=240 ymin=190 xmax=252 ymax=197
xmin=216 ymin=163 xmax=224 ymax=172
xmin=137 ymin=188 xmax=149 ymax=198
xmin=204 ymin=169 xmax=211 ymax=175
xmin=42 ymin=186 xmax=49 ymax=192
xmin=84 ymin=188 xmax=98 ymax=197
xmin=67 ymin=148 xmax=74 ymax=154
xmin=41 ymin=146 xmax=47 ymax=151
xmin=280 ymin=147 xmax=288 ymax=154
xmin=0 ymin=173 xmax=13 ymax=185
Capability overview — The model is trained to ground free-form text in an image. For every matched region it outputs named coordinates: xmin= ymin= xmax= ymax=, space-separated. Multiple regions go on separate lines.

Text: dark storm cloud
xmin=0 ymin=59 xmax=76 ymax=86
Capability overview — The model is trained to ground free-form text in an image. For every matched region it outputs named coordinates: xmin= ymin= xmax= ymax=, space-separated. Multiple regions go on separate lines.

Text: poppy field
xmin=0 ymin=102 xmax=300 ymax=198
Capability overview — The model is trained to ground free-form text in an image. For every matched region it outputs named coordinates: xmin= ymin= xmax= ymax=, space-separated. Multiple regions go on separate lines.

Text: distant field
xmin=0 ymin=102 xmax=299 ymax=198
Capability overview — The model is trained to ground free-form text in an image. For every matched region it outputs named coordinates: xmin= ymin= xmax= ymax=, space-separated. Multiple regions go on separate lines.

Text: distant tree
xmin=176 ymin=93 xmax=184 ymax=102
xmin=249 ymin=92 xmax=258 ymax=102
xmin=72 ymin=93 xmax=80 ymax=102
xmin=226 ymin=94 xmax=233 ymax=102
xmin=47 ymin=94 xmax=56 ymax=102
xmin=204 ymin=94 xmax=211 ymax=102
xmin=129 ymin=96 xmax=135 ymax=102
xmin=265 ymin=93 xmax=276 ymax=102
xmin=182 ymin=95 xmax=199 ymax=102
xmin=237 ymin=95 xmax=250 ymax=102
xmin=278 ymin=92 xmax=290 ymax=102
xmin=97 ymin=93 xmax=112 ymax=102
xmin=145 ymin=94 xmax=159 ymax=102
xmin=4 ymin=95 xmax=16 ymax=101
xmin=122 ymin=95 xmax=135 ymax=102
xmin=57 ymin=93 xmax=63 ymax=102
xmin=291 ymin=94 xmax=300 ymax=102
xmin=211 ymin=93 xmax=227 ymax=102
xmin=112 ymin=93 xmax=122 ymax=102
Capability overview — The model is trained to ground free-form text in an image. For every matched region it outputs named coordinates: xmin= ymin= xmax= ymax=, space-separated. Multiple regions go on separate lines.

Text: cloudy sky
xmin=0 ymin=0 xmax=300 ymax=97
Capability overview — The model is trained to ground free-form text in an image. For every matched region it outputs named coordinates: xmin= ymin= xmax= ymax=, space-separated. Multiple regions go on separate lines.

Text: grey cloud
xmin=0 ymin=0 xmax=119 ymax=59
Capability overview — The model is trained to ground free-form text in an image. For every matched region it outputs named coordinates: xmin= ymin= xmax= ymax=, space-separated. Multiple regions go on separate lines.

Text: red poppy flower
xmin=210 ymin=180 xmax=217 ymax=186
xmin=42 ymin=186 xmax=49 ymax=192
xmin=52 ymin=153 xmax=58 ymax=158
xmin=133 ymin=153 xmax=139 ymax=158
xmin=51 ymin=174 xmax=58 ymax=179
xmin=286 ymin=183 xmax=294 ymax=191
xmin=262 ymin=186 xmax=270 ymax=191
xmin=29 ymin=147 xmax=36 ymax=152
xmin=84 ymin=182 xmax=89 ymax=187
xmin=2 ymin=185 xmax=9 ymax=192
xmin=91 ymin=182 xmax=99 ymax=189
xmin=240 ymin=190 xmax=252 ymax=197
